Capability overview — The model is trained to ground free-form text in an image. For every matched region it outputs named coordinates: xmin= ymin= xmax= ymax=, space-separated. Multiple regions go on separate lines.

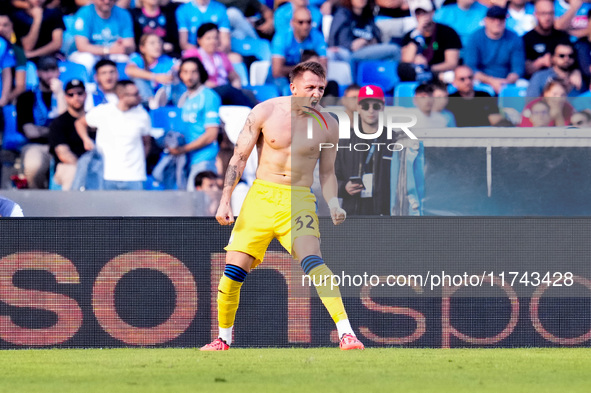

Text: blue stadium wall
xmin=0 ymin=217 xmax=590 ymax=348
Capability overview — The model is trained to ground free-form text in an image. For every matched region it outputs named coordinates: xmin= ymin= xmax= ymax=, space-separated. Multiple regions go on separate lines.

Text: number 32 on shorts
xmin=295 ymin=215 xmax=316 ymax=231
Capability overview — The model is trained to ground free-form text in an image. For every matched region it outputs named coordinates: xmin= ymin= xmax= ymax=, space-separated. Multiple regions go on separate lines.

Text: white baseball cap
xmin=408 ymin=0 xmax=434 ymax=14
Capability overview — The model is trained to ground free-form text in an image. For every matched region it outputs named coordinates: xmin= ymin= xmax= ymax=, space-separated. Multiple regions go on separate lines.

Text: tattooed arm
xmin=216 ymin=105 xmax=265 ymax=225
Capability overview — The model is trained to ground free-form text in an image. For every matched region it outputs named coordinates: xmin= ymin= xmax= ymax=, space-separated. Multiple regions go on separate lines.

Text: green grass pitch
xmin=0 ymin=348 xmax=589 ymax=393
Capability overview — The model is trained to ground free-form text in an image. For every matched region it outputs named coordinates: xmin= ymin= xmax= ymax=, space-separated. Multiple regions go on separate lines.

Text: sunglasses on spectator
xmin=65 ymin=90 xmax=85 ymax=97
xmin=360 ymin=102 xmax=384 ymax=111
xmin=573 ymin=120 xmax=586 ymax=126
xmin=295 ymin=19 xmax=312 ymax=25
xmin=556 ymin=53 xmax=574 ymax=59
xmin=458 ymin=75 xmax=474 ymax=81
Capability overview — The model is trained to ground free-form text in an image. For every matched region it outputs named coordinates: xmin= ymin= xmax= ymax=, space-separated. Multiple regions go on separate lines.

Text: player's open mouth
xmin=310 ymin=100 xmax=318 ymax=107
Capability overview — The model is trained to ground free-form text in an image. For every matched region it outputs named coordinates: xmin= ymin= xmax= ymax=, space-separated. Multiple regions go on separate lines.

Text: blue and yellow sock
xmin=217 ymin=264 xmax=248 ymax=335
xmin=301 ymin=255 xmax=348 ymax=323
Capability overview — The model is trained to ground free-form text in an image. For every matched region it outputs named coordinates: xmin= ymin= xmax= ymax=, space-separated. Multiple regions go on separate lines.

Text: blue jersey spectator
xmin=73 ymin=4 xmax=134 ymax=47
xmin=554 ymin=0 xmax=591 ymax=38
xmin=434 ymin=0 xmax=487 ymax=48
xmin=465 ymin=6 xmax=525 ymax=94
xmin=274 ymin=0 xmax=323 ymax=33
xmin=70 ymin=2 xmax=135 ymax=74
xmin=272 ymin=26 xmax=327 ymax=67
xmin=176 ymin=0 xmax=231 ymax=52
xmin=126 ymin=34 xmax=176 ymax=103
xmin=172 ymin=57 xmax=221 ymax=191
xmin=271 ymin=7 xmax=327 ymax=92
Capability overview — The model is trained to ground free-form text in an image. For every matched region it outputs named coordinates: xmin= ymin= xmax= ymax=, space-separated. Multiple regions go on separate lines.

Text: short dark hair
xmin=197 ymin=23 xmax=218 ymax=39
xmin=344 ymin=83 xmax=361 ymax=95
xmin=94 ymin=59 xmax=117 ymax=73
xmin=289 ymin=61 xmax=326 ymax=83
xmin=195 ymin=171 xmax=218 ymax=188
xmin=414 ymin=82 xmax=434 ymax=96
xmin=115 ymin=80 xmax=136 ymax=96
xmin=431 ymin=80 xmax=448 ymax=93
xmin=301 ymin=50 xmax=319 ymax=63
xmin=179 ymin=57 xmax=209 ymax=85
xmin=553 ymin=42 xmax=574 ymax=55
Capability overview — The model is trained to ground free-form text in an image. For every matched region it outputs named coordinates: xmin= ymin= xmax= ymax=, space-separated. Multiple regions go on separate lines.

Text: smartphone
xmin=349 ymin=176 xmax=365 ymax=188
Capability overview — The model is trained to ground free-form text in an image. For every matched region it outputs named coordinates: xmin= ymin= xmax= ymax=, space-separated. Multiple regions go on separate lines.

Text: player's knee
xmin=300 ymin=255 xmax=325 ymax=275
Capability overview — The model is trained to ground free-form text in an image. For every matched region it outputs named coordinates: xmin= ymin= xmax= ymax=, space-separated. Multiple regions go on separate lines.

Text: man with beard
xmin=48 ymin=79 xmax=89 ymax=190
xmin=526 ymin=43 xmax=583 ymax=98
xmin=523 ymin=0 xmax=570 ymax=77
xmin=167 ymin=57 xmax=221 ymax=190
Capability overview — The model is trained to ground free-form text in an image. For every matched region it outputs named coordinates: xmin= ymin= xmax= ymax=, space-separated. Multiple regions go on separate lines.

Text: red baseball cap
xmin=358 ymin=85 xmax=385 ymax=103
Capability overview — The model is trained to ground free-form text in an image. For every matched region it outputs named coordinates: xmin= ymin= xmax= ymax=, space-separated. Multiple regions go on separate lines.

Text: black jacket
xmin=335 ymin=127 xmax=397 ymax=215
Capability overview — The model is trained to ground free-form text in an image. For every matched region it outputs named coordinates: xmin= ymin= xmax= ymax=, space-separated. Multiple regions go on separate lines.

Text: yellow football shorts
xmin=225 ymin=179 xmax=320 ymax=268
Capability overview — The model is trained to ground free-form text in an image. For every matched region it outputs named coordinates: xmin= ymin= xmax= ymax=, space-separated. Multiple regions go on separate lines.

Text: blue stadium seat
xmin=232 ymin=62 xmax=249 ymax=87
xmin=231 ymin=37 xmax=272 ymax=61
xmin=498 ymin=84 xmax=527 ymax=112
xmin=244 ymin=84 xmax=279 ymax=101
xmin=2 ymin=105 xmax=26 ymax=151
xmin=58 ymin=61 xmax=89 ymax=84
xmin=394 ymin=81 xmax=418 ymax=107
xmin=25 ymin=61 xmax=39 ymax=90
xmin=116 ymin=62 xmax=129 ymax=80
xmin=150 ymin=106 xmax=183 ymax=132
xmin=357 ymin=61 xmax=399 ymax=93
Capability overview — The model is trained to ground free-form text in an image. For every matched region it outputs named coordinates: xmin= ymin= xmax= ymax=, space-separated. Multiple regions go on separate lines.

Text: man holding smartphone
xmin=335 ymin=85 xmax=393 ymax=215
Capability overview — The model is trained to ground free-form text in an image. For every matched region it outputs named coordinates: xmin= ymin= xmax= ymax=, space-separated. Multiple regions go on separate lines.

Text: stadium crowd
xmin=0 ymin=0 xmax=590 ymax=196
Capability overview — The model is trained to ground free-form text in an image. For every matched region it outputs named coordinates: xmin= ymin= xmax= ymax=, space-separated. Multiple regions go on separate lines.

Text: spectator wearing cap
xmin=447 ymin=65 xmax=504 ymax=127
xmin=175 ymin=0 xmax=231 ymax=53
xmin=398 ymin=0 xmax=461 ymax=83
xmin=327 ymin=0 xmax=400 ymax=83
xmin=554 ymin=0 xmax=591 ymax=39
xmin=0 ymin=11 xmax=26 ymax=104
xmin=48 ymin=79 xmax=89 ymax=190
xmin=0 ymin=195 xmax=24 ymax=217
xmin=271 ymin=7 xmax=327 ymax=93
xmin=434 ymin=0 xmax=487 ymax=49
xmin=11 ymin=0 xmax=65 ymax=61
xmin=16 ymin=55 xmax=66 ymax=189
xmin=70 ymin=0 xmax=135 ymax=74
xmin=527 ymin=43 xmax=583 ymax=99
xmin=465 ymin=5 xmax=525 ymax=94
xmin=523 ymin=0 xmax=571 ymax=78
xmin=334 ymin=84 xmax=393 ymax=215
xmin=76 ymin=80 xmax=152 ymax=191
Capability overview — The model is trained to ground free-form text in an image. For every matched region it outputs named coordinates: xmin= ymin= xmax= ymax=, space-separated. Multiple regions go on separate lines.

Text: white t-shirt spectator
xmin=86 ymin=103 xmax=151 ymax=182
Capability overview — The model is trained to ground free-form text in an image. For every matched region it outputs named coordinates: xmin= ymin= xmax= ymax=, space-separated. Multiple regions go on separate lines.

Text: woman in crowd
xmin=125 ymin=33 xmax=175 ymax=105
xmin=183 ymin=22 xmax=255 ymax=107
xmin=520 ymin=79 xmax=574 ymax=127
